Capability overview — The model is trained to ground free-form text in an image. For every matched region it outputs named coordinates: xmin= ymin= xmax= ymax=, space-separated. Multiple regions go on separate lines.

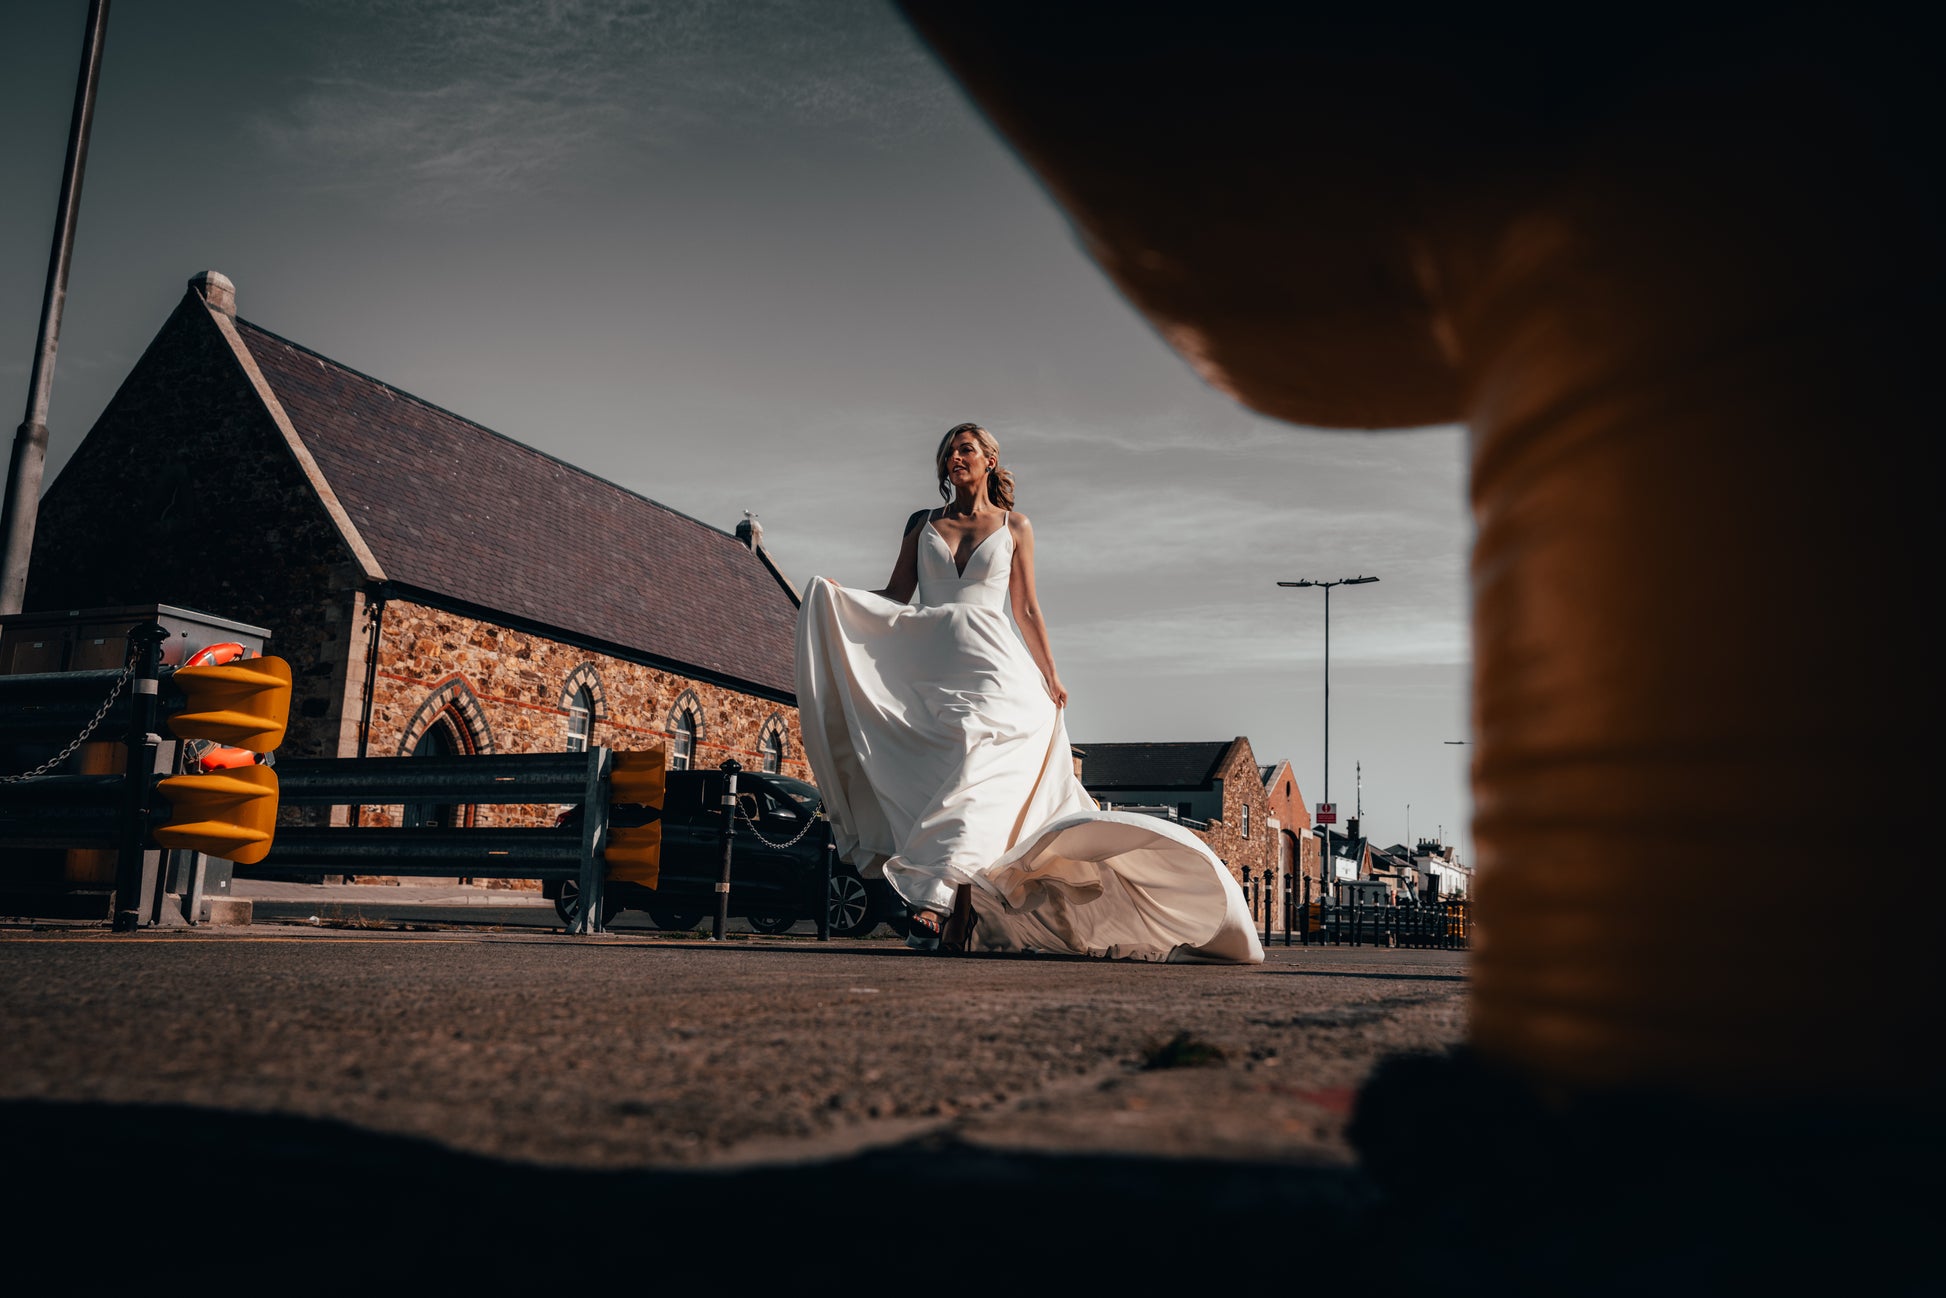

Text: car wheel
xmin=556 ymin=879 xmax=621 ymax=929
xmin=747 ymin=912 xmax=798 ymax=935
xmin=828 ymin=871 xmax=875 ymax=938
xmin=646 ymin=907 xmax=704 ymax=932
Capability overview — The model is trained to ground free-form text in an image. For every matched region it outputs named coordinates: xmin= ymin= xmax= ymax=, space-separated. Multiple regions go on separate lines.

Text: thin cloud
xmin=255 ymin=0 xmax=962 ymax=209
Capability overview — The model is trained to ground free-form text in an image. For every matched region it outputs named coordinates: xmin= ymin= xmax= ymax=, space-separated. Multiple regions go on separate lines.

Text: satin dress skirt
xmin=794 ymin=526 xmax=1261 ymax=964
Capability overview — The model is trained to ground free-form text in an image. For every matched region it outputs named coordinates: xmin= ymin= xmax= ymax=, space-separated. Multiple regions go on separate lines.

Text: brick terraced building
xmin=1076 ymin=738 xmax=1277 ymax=921
xmin=25 ymin=272 xmax=809 ymax=862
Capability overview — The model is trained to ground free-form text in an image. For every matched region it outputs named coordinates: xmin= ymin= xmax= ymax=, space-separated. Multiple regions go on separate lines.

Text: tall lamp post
xmin=1 ymin=0 xmax=112 ymax=615
xmin=1278 ymin=575 xmax=1378 ymax=902
xmin=1443 ymin=740 xmax=1471 ymax=894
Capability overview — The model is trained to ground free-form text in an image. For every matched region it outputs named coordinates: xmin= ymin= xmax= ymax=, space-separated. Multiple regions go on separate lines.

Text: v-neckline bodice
xmin=927 ymin=512 xmax=1009 ymax=578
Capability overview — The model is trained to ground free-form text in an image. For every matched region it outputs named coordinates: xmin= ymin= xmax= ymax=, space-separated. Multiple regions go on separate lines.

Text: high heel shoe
xmin=940 ymin=884 xmax=976 ymax=955
xmin=904 ymin=907 xmax=943 ymax=952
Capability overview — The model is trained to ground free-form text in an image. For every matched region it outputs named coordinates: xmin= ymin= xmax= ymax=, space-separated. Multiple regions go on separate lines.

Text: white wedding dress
xmin=795 ymin=513 xmax=1263 ymax=963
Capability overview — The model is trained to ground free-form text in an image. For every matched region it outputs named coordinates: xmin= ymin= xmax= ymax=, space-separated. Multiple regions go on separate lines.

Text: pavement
xmin=232 ymin=879 xmax=556 ymax=907
xmin=231 ymin=877 xmax=826 ymax=934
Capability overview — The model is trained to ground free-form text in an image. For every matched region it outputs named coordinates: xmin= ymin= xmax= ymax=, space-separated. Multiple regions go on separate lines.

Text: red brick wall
xmin=1190 ymin=739 xmax=1274 ymax=908
xmin=1261 ymin=759 xmax=1324 ymax=917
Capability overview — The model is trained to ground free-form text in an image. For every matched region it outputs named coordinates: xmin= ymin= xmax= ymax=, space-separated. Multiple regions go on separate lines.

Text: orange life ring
xmin=181 ymin=642 xmax=264 ymax=772
xmin=184 ymin=641 xmax=249 ymax=668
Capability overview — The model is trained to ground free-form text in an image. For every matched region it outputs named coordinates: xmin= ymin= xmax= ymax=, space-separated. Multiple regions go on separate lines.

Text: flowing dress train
xmin=794 ymin=513 xmax=1262 ymax=964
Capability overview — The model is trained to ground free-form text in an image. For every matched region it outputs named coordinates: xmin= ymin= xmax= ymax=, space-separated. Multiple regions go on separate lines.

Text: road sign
xmin=1316 ymin=802 xmax=1337 ymax=824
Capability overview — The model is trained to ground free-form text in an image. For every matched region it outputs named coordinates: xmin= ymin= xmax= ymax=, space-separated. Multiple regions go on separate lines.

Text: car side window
xmin=662 ymin=773 xmax=710 ymax=823
xmin=749 ymin=781 xmax=803 ymax=822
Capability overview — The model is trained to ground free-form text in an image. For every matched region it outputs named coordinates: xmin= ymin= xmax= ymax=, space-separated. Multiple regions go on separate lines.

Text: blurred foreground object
xmin=903 ymin=2 xmax=1939 ymax=1100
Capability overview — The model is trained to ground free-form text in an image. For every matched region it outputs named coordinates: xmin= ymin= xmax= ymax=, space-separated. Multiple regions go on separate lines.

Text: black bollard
xmin=817 ymin=837 xmax=834 ymax=942
xmin=1263 ymin=870 xmax=1274 ymax=946
xmin=1283 ymin=869 xmax=1293 ymax=947
xmin=712 ymin=759 xmax=740 ymax=941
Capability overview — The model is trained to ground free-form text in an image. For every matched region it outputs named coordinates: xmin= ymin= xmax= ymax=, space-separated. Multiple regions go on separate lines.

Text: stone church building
xmin=25 ymin=272 xmax=809 ymax=840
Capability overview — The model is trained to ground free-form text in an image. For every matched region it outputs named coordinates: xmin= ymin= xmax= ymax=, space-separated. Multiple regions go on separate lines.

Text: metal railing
xmin=1293 ymin=896 xmax=1471 ymax=949
xmin=257 ymin=748 xmax=615 ymax=934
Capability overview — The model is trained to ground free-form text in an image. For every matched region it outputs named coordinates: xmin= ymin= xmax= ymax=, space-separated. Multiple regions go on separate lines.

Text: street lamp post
xmin=1278 ymin=575 xmax=1378 ymax=903
xmin=1442 ymin=741 xmax=1471 ymax=891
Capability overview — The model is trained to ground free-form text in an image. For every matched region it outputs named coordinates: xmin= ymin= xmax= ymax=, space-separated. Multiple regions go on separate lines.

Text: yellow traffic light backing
xmin=166 ymin=656 xmax=292 ymax=751
xmin=611 ymin=748 xmax=667 ymax=806
xmin=607 ymin=823 xmax=663 ymax=888
xmin=606 ymin=749 xmax=669 ymax=887
xmin=153 ymin=765 xmax=279 ymax=865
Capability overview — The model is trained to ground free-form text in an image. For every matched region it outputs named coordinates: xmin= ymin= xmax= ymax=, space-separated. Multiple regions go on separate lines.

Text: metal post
xmin=817 ymin=838 xmax=834 ymax=942
xmin=1 ymin=0 xmax=111 ymax=616
xmin=570 ymin=746 xmax=612 ymax=935
xmin=1300 ymin=873 xmax=1310 ymax=946
xmin=712 ymin=759 xmax=740 ymax=941
xmin=113 ymin=621 xmax=163 ymax=932
xmin=1283 ymin=868 xmax=1293 ymax=948
xmin=1263 ymin=864 xmax=1273 ymax=946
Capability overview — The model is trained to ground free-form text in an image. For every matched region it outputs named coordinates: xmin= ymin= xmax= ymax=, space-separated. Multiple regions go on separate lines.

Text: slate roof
xmin=1075 ymin=741 xmax=1236 ymax=790
xmin=235 ymin=319 xmax=799 ymax=695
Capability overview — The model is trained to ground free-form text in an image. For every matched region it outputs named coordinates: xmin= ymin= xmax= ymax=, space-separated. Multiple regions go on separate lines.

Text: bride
xmin=795 ymin=423 xmax=1262 ymax=963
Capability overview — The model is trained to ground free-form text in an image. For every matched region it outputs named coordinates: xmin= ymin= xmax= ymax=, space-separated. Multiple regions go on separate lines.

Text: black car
xmin=545 ymin=769 xmax=899 ymax=937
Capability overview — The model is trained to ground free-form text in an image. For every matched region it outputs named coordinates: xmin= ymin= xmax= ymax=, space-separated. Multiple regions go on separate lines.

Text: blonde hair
xmin=935 ymin=422 xmax=1016 ymax=510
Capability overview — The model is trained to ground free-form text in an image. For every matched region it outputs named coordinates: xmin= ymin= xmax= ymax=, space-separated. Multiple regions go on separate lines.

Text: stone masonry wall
xmin=24 ymin=294 xmax=370 ymax=774
xmin=352 ymin=599 xmax=809 ymax=885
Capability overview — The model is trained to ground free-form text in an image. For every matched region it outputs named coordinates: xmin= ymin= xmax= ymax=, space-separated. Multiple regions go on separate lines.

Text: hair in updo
xmin=936 ymin=422 xmax=1016 ymax=510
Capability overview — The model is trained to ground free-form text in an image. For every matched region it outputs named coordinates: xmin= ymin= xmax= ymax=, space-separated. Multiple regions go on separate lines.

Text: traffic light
xmin=606 ymin=748 xmax=666 ymax=887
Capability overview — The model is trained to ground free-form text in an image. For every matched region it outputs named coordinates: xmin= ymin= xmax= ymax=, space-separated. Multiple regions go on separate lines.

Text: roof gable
xmin=233 ymin=319 xmax=799 ymax=695
xmin=1076 ymin=741 xmax=1234 ymax=790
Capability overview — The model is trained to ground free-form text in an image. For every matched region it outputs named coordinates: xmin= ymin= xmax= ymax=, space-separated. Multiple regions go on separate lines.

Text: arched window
xmin=559 ymin=665 xmax=607 ymax=752
xmin=666 ymin=689 xmax=705 ymax=771
xmin=758 ymin=712 xmax=788 ymax=774
xmin=671 ymin=708 xmax=697 ymax=770
xmin=565 ymin=685 xmax=594 ymax=753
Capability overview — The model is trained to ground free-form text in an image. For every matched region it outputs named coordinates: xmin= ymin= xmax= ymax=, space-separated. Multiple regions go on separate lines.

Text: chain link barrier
xmin=734 ymin=797 xmax=823 ymax=851
xmin=1 ymin=649 xmax=140 ymax=784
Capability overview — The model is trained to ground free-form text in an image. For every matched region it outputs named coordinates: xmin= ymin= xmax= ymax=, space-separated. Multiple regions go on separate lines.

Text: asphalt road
xmin=3 ymin=926 xmax=1916 ymax=1292
xmin=0 ymin=927 xmax=1466 ymax=1169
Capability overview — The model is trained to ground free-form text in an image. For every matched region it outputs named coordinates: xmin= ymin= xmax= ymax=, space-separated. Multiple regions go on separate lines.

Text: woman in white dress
xmin=795 ymin=423 xmax=1262 ymax=963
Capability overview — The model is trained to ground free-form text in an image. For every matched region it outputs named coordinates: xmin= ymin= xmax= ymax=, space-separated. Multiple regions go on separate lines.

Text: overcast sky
xmin=2 ymin=0 xmax=1475 ymax=857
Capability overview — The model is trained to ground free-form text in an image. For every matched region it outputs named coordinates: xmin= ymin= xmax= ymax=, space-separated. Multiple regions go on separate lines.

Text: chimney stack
xmin=189 ymin=270 xmax=235 ymax=318
xmin=735 ymin=511 xmax=763 ymax=552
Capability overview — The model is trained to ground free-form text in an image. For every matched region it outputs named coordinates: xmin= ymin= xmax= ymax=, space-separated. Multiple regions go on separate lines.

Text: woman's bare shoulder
xmin=1007 ymin=510 xmax=1032 ymax=534
xmin=902 ymin=507 xmax=935 ymax=538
